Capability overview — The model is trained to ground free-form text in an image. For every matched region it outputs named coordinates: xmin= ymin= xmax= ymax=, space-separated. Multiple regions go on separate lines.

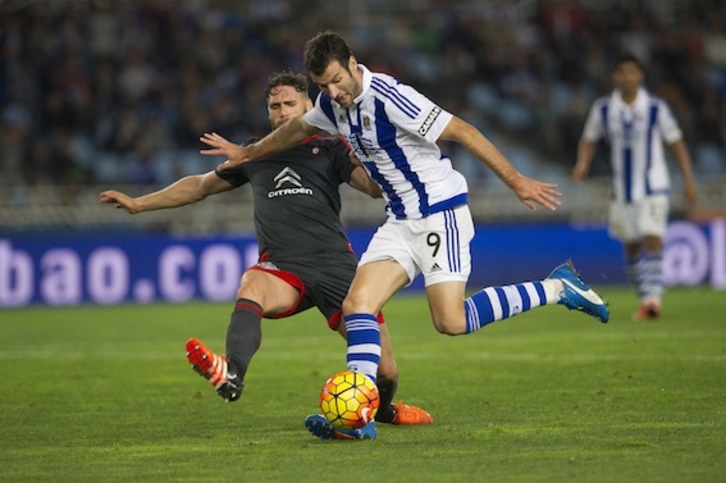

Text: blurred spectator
xmin=1 ymin=0 xmax=724 ymax=189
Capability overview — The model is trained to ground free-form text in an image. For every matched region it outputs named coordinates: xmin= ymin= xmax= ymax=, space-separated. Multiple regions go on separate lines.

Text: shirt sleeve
xmin=582 ymin=101 xmax=605 ymax=142
xmin=657 ymin=102 xmax=683 ymax=143
xmin=215 ymin=165 xmax=249 ymax=187
xmin=380 ymin=82 xmax=453 ymax=143
xmin=213 ymin=136 xmax=255 ymax=187
xmin=303 ymin=93 xmax=340 ymax=134
xmin=329 ymin=137 xmax=356 ymax=184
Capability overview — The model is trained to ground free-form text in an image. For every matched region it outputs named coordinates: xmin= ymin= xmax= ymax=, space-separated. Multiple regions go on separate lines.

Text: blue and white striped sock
xmin=639 ymin=252 xmax=664 ymax=301
xmin=344 ymin=313 xmax=381 ymax=383
xmin=626 ymin=256 xmax=641 ymax=287
xmin=464 ymin=282 xmax=550 ymax=334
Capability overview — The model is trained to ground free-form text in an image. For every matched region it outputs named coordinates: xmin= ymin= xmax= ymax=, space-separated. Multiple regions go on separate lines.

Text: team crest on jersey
xmin=311 ymin=147 xmax=320 ymax=155
xmin=268 ymin=166 xmax=313 ymax=198
xmin=363 ymin=116 xmax=371 ymax=130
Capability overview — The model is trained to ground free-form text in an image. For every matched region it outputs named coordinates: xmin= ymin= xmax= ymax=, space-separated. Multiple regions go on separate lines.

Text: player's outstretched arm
xmin=440 ymin=116 xmax=561 ymax=211
xmin=200 ymin=117 xmax=319 ymax=169
xmin=100 ymin=171 xmax=234 ymax=214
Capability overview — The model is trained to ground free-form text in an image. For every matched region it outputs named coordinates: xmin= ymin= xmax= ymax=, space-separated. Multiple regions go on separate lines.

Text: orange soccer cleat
xmin=631 ymin=301 xmax=662 ymax=322
xmin=391 ymin=401 xmax=433 ymax=425
xmin=185 ymin=338 xmax=242 ymax=402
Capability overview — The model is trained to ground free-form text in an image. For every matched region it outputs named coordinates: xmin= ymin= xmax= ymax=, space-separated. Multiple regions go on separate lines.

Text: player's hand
xmin=100 ymin=190 xmax=140 ymax=214
xmin=511 ymin=175 xmax=562 ymax=211
xmin=199 ymin=132 xmax=248 ymax=168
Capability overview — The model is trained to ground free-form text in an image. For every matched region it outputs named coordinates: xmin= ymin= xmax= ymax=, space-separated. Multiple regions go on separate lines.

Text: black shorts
xmin=246 ymin=250 xmax=357 ymax=329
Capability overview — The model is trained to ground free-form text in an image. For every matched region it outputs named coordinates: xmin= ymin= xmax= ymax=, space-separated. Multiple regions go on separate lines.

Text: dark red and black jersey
xmin=215 ymin=135 xmax=355 ymax=258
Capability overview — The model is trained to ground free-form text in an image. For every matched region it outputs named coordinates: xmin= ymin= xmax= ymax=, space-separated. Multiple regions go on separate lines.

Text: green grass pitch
xmin=1 ymin=287 xmax=724 ymax=482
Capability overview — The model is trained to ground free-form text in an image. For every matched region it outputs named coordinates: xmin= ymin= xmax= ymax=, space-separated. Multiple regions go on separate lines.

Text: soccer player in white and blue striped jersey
xmin=200 ymin=31 xmax=609 ymax=440
xmin=574 ymin=54 xmax=698 ymax=321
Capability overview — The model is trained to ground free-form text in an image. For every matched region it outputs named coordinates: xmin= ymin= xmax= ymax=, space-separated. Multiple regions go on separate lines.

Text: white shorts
xmin=359 ymin=204 xmax=474 ymax=287
xmin=608 ymin=195 xmax=669 ymax=242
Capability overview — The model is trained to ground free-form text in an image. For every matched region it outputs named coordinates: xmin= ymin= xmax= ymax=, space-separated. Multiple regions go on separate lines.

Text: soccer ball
xmin=319 ymin=371 xmax=380 ymax=429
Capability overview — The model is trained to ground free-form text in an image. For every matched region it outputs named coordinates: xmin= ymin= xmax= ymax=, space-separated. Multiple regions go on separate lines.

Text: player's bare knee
xmin=236 ymin=283 xmax=265 ymax=306
xmin=342 ymin=293 xmax=377 ymax=315
xmin=432 ymin=318 xmax=466 ymax=336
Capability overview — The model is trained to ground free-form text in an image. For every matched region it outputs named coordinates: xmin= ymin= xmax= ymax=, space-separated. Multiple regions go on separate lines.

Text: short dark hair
xmin=303 ymin=31 xmax=353 ymax=76
xmin=614 ymin=53 xmax=645 ymax=71
xmin=264 ymin=70 xmax=308 ymax=101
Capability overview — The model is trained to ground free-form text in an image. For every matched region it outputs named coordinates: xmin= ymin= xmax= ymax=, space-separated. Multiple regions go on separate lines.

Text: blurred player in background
xmin=100 ymin=71 xmax=432 ymax=437
xmin=573 ymin=54 xmax=698 ymax=321
xmin=200 ymin=31 xmax=610 ymax=441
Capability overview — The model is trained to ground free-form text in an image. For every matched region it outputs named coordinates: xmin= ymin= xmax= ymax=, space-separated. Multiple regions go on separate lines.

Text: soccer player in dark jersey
xmin=100 ymin=71 xmax=432 ymax=437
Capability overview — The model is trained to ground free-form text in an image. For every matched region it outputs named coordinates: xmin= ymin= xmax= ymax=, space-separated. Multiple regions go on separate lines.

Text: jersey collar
xmin=613 ymin=87 xmax=648 ymax=109
xmin=353 ymin=64 xmax=372 ymax=105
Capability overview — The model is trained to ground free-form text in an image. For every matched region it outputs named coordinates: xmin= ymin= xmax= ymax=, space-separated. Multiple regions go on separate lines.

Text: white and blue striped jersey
xmin=303 ymin=65 xmax=467 ymax=220
xmin=582 ymin=87 xmax=682 ymax=204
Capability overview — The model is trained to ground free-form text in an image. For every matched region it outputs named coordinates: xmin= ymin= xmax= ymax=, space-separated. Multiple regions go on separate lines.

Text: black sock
xmin=375 ymin=379 xmax=398 ymax=422
xmin=225 ymin=298 xmax=263 ymax=382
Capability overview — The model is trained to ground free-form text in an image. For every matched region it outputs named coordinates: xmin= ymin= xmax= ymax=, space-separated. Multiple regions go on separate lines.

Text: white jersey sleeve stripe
xmin=370 ymin=77 xmax=421 ymax=116
xmin=370 ymin=81 xmax=419 ymax=119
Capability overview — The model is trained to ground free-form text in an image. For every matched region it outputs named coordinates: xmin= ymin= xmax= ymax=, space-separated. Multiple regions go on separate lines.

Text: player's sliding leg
xmin=375 ymin=323 xmax=432 ymax=425
xmin=185 ymin=298 xmax=261 ymax=402
xmin=372 ymin=322 xmax=397 ymax=415
xmin=186 ymin=269 xmax=299 ymax=401
xmin=224 ymin=298 xmax=263 ymax=392
xmin=186 ymin=337 xmax=243 ymax=402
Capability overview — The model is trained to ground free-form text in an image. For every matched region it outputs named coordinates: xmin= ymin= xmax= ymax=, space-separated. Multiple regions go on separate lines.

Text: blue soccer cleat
xmin=304 ymin=414 xmax=377 ymax=440
xmin=547 ymin=260 xmax=609 ymax=323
